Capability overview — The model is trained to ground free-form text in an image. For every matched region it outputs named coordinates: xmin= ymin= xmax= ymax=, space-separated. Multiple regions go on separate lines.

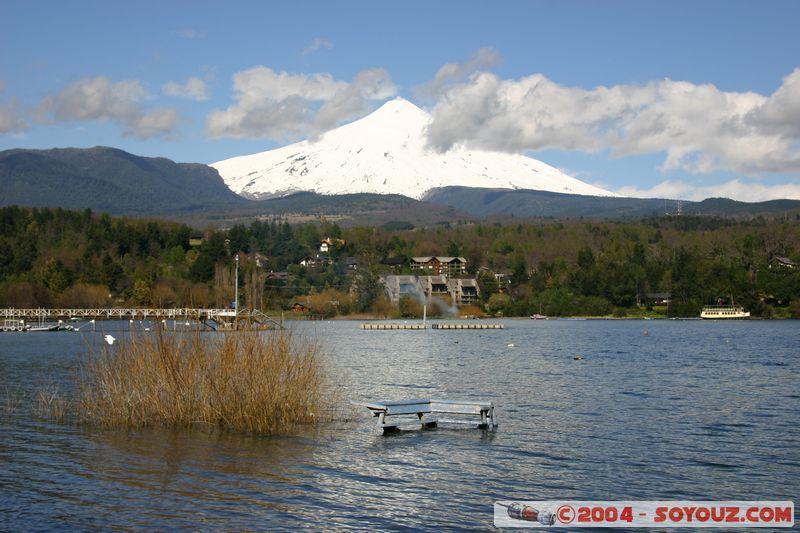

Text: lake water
xmin=1 ymin=319 xmax=798 ymax=531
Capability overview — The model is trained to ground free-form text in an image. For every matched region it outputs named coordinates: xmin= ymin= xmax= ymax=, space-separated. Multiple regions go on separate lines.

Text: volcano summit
xmin=211 ymin=98 xmax=615 ymax=200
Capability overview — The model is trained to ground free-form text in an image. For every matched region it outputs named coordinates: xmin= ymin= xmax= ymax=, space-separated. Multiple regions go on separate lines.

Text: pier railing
xmin=1 ymin=308 xmax=231 ymax=320
xmin=0 ymin=308 xmax=283 ymax=329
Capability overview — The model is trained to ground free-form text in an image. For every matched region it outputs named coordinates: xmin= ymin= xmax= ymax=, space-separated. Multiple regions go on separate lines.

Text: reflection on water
xmin=1 ymin=320 xmax=798 ymax=530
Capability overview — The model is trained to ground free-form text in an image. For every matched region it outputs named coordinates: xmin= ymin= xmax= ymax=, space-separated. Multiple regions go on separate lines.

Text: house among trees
xmin=188 ymin=233 xmax=204 ymax=247
xmin=319 ymin=237 xmax=346 ymax=253
xmin=290 ymin=302 xmax=309 ymax=313
xmin=381 ymin=256 xmax=408 ymax=270
xmin=644 ymin=292 xmax=671 ymax=305
xmin=342 ymin=257 xmax=359 ymax=270
xmin=770 ymin=256 xmax=797 ymax=269
xmin=236 ymin=251 xmax=270 ymax=268
xmin=298 ymin=255 xmax=329 ymax=269
xmin=410 ymin=256 xmax=468 ymax=276
xmin=252 ymin=252 xmax=269 ymax=268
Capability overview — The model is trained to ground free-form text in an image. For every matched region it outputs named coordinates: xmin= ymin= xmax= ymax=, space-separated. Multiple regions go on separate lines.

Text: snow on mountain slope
xmin=211 ymin=97 xmax=616 ymax=200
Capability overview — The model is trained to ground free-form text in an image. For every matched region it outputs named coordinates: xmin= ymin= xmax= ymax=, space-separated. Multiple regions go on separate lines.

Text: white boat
xmin=25 ymin=324 xmax=60 ymax=332
xmin=700 ymin=305 xmax=750 ymax=319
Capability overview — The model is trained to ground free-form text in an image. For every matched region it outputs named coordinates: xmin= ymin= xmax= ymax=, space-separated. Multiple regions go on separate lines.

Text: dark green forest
xmin=1 ymin=206 xmax=798 ymax=318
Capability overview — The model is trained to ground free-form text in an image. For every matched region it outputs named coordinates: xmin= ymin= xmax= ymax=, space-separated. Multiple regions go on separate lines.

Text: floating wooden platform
xmin=432 ymin=323 xmax=504 ymax=329
xmin=360 ymin=323 xmax=504 ymax=330
xmin=360 ymin=323 xmax=427 ymax=330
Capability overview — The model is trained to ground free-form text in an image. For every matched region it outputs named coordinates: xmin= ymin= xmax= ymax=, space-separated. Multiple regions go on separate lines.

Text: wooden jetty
xmin=362 ymin=399 xmax=497 ymax=433
xmin=360 ymin=323 xmax=427 ymax=330
xmin=0 ymin=308 xmax=283 ymax=331
xmin=361 ymin=322 xmax=504 ymax=330
xmin=431 ymin=323 xmax=504 ymax=329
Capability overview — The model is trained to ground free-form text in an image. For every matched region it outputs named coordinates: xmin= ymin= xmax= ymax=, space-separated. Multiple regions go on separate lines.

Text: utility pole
xmin=234 ymin=254 xmax=239 ymax=330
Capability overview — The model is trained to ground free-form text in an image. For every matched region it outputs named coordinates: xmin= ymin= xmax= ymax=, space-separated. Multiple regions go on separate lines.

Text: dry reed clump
xmin=78 ymin=330 xmax=335 ymax=434
xmin=34 ymin=383 xmax=69 ymax=422
xmin=2 ymin=386 xmax=25 ymax=416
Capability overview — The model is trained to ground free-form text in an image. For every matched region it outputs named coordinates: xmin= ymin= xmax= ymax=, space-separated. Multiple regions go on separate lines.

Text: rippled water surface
xmin=1 ymin=319 xmax=798 ymax=531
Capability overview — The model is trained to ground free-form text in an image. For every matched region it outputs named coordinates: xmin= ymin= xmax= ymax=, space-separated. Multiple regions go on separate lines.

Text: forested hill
xmin=0 ymin=206 xmax=798 ymax=318
xmin=0 ymin=146 xmax=248 ymax=215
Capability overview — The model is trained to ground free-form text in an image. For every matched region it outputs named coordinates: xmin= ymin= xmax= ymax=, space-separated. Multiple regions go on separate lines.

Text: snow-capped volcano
xmin=211 ymin=97 xmax=615 ymax=200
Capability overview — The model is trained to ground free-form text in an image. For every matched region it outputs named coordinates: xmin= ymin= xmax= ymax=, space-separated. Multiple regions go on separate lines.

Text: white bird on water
xmin=104 ymin=334 xmax=116 ymax=346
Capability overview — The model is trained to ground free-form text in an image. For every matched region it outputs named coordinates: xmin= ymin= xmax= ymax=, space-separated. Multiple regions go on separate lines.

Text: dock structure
xmin=0 ymin=308 xmax=283 ymax=331
xmin=432 ymin=323 xmax=504 ymax=330
xmin=360 ymin=323 xmax=427 ymax=330
xmin=360 ymin=322 xmax=504 ymax=330
xmin=362 ymin=399 xmax=497 ymax=433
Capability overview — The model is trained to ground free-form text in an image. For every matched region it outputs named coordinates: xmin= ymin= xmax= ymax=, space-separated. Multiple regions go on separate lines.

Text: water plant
xmin=2 ymin=386 xmax=25 ymax=416
xmin=78 ymin=329 xmax=334 ymax=434
xmin=34 ymin=383 xmax=69 ymax=422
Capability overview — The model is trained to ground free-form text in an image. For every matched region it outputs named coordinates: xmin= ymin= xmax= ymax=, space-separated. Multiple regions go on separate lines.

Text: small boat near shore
xmin=700 ymin=305 xmax=750 ymax=319
xmin=25 ymin=324 xmax=60 ymax=332
xmin=529 ymin=314 xmax=547 ymax=320
xmin=26 ymin=323 xmax=74 ymax=332
xmin=1 ymin=320 xmax=75 ymax=332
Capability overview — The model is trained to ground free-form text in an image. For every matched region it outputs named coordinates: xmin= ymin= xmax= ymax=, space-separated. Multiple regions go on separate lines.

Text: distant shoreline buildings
xmin=381 ymin=274 xmax=479 ymax=307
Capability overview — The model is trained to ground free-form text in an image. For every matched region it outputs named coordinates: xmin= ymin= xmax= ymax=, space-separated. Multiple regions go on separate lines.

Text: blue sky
xmin=1 ymin=0 xmax=799 ymax=201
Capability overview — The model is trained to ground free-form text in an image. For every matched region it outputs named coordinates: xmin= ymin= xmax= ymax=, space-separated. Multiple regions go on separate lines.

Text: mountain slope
xmin=211 ymin=97 xmax=615 ymax=200
xmin=0 ymin=146 xmax=248 ymax=215
xmin=182 ymin=191 xmax=473 ymax=228
xmin=425 ymin=186 xmax=800 ymax=219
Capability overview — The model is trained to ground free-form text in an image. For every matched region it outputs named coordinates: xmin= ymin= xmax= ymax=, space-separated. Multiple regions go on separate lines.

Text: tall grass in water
xmin=2 ymin=386 xmax=25 ymax=416
xmin=79 ymin=330 xmax=334 ymax=434
xmin=34 ymin=383 xmax=70 ymax=422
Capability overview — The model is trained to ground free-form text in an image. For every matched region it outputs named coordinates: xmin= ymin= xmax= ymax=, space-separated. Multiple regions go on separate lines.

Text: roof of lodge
xmin=411 ymin=256 xmax=467 ymax=263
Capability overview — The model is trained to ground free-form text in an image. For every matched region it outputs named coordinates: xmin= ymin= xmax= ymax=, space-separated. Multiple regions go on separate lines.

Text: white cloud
xmin=207 ymin=66 xmax=396 ymax=139
xmin=747 ymin=69 xmax=800 ymax=138
xmin=207 ymin=94 xmax=313 ymax=140
xmin=229 ymin=66 xmax=346 ymax=103
xmin=416 ymin=47 xmax=502 ymax=100
xmin=426 ymin=68 xmax=800 ymax=177
xmin=37 ymin=76 xmax=182 ymax=139
xmin=0 ymin=100 xmax=27 ymax=134
xmin=39 ymin=77 xmax=145 ymax=122
xmin=314 ymin=68 xmax=396 ymax=132
xmin=302 ymin=38 xmax=333 ymax=55
xmin=163 ymin=77 xmax=209 ymax=101
xmin=614 ymin=179 xmax=800 ymax=202
xmin=126 ymin=108 xmax=183 ymax=139
xmin=0 ymin=81 xmax=27 ymax=133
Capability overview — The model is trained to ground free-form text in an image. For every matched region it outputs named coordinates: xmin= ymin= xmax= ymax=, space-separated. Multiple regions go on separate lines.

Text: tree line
xmin=0 ymin=206 xmax=798 ymax=318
